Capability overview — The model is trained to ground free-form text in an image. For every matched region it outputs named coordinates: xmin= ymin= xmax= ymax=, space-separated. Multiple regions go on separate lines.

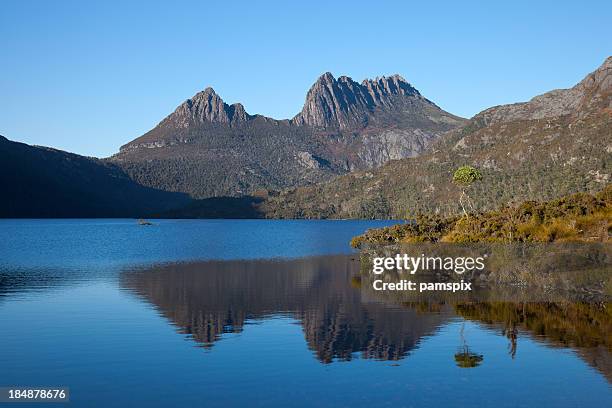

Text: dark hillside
xmin=0 ymin=136 xmax=189 ymax=217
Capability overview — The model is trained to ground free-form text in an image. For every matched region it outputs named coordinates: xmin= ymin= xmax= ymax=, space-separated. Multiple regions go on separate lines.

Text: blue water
xmin=0 ymin=219 xmax=398 ymax=269
xmin=0 ymin=220 xmax=610 ymax=408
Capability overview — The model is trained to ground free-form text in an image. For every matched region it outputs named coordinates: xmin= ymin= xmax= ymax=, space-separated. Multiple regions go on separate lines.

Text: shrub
xmin=453 ymin=166 xmax=483 ymax=185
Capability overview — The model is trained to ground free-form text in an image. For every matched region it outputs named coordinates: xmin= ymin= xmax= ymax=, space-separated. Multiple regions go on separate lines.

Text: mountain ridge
xmin=474 ymin=56 xmax=611 ymax=126
xmin=2 ymin=58 xmax=609 ymax=218
xmin=113 ymin=71 xmax=465 ymax=198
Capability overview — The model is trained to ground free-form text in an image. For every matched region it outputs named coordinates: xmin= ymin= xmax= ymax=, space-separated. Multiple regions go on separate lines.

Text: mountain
xmin=0 ymin=136 xmax=188 ymax=217
xmin=260 ymin=57 xmax=612 ymax=218
xmin=111 ymin=73 xmax=465 ymax=198
xmin=3 ymin=59 xmax=608 ymax=219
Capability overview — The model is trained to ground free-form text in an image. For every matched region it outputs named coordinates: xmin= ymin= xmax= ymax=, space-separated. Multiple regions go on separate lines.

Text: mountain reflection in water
xmin=120 ymin=254 xmax=611 ymax=380
xmin=121 ymin=255 xmax=449 ymax=362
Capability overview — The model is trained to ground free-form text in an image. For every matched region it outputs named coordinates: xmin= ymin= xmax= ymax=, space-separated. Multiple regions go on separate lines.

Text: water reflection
xmin=456 ymin=302 xmax=612 ymax=381
xmin=120 ymin=254 xmax=611 ymax=381
xmin=121 ymin=255 xmax=450 ymax=363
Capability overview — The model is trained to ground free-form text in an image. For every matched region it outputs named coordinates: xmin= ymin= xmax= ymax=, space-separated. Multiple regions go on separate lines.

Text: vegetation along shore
xmin=351 ymin=184 xmax=611 ymax=247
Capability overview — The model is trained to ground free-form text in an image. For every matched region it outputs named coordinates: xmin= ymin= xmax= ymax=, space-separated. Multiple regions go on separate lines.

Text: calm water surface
xmin=0 ymin=219 xmax=610 ymax=407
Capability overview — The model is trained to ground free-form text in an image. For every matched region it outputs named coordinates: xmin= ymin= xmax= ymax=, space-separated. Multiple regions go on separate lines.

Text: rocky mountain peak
xmin=169 ymin=87 xmax=251 ymax=127
xmin=293 ymin=72 xmax=424 ymax=129
xmin=318 ymin=72 xmax=336 ymax=83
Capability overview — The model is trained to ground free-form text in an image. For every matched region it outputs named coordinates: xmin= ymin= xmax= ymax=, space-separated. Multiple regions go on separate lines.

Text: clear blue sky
xmin=1 ymin=0 xmax=610 ymax=157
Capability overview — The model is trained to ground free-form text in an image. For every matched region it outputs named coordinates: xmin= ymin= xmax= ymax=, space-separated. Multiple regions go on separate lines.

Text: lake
xmin=0 ymin=219 xmax=610 ymax=407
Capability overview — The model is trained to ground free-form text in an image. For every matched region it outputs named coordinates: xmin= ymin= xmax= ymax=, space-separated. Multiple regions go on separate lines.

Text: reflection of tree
xmin=454 ymin=323 xmax=484 ymax=368
xmin=454 ymin=348 xmax=484 ymax=368
xmin=504 ymin=325 xmax=518 ymax=359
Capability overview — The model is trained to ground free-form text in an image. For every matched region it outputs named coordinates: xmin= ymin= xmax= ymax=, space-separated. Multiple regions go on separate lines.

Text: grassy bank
xmin=351 ymin=185 xmax=611 ymax=248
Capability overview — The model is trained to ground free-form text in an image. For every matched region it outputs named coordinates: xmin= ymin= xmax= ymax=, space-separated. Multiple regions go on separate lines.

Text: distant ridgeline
xmin=0 ymin=57 xmax=610 ymax=218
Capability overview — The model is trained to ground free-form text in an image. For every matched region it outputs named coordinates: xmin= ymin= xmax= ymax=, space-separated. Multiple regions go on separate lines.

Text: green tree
xmin=453 ymin=165 xmax=482 ymax=217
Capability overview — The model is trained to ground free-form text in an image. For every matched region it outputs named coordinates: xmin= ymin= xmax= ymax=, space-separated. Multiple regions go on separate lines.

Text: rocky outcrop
xmin=358 ymin=128 xmax=436 ymax=167
xmin=296 ymin=151 xmax=322 ymax=169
